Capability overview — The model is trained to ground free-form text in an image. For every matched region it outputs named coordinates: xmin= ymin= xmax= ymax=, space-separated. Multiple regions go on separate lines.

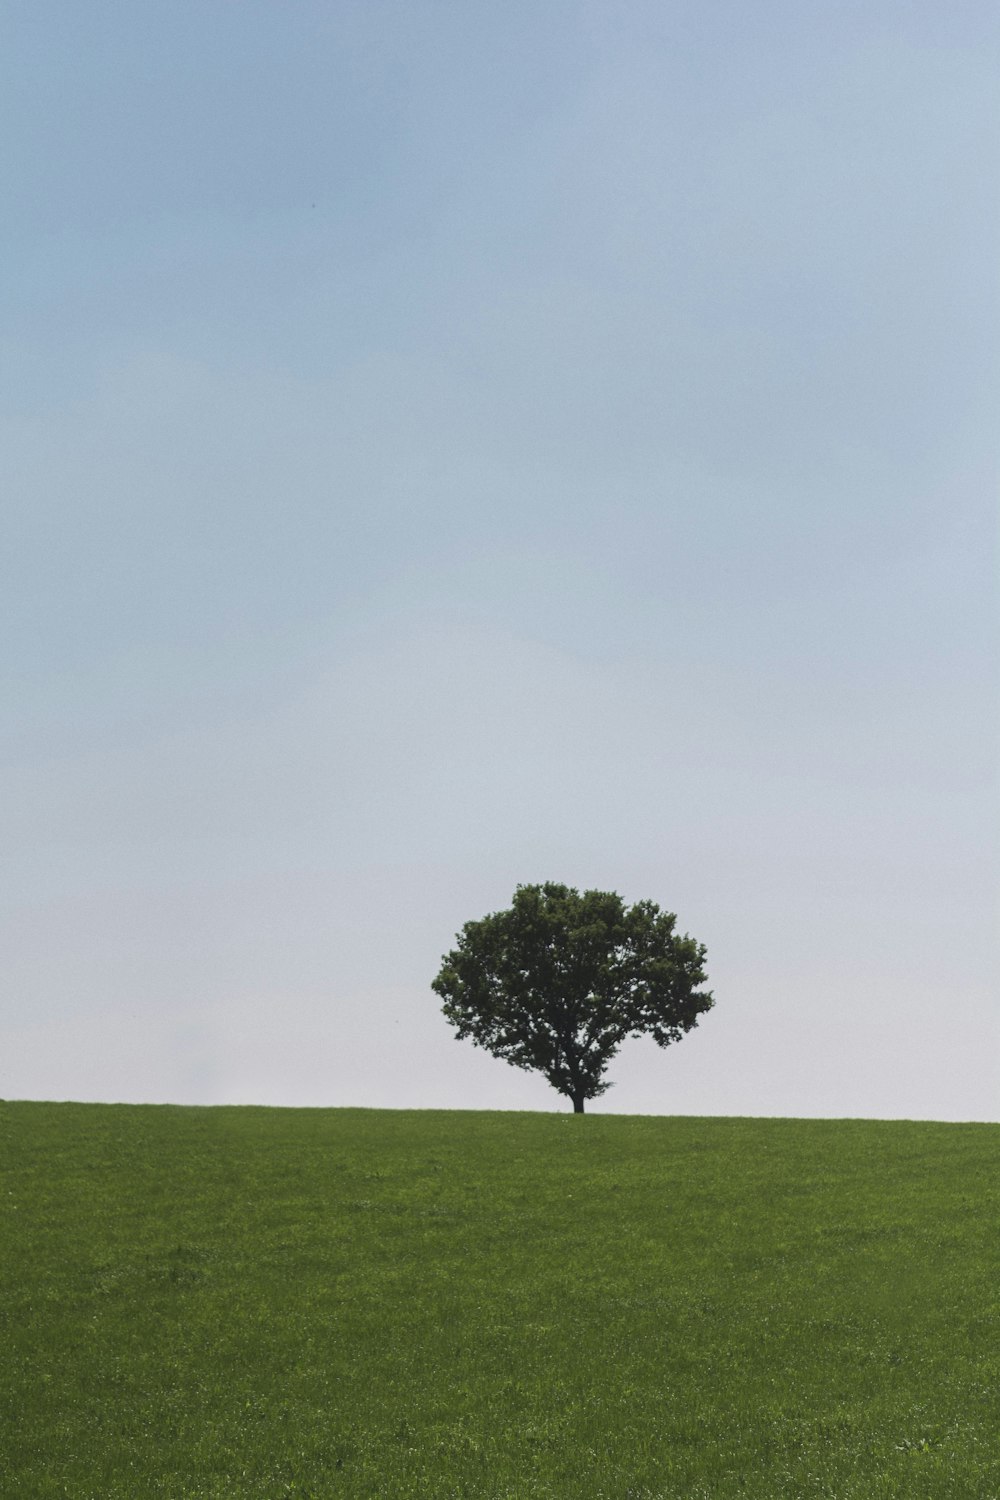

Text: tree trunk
xmin=572 ymin=1095 xmax=585 ymax=1113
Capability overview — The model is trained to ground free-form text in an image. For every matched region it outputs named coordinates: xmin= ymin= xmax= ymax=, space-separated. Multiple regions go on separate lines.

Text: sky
xmin=3 ymin=1 xmax=997 ymax=1119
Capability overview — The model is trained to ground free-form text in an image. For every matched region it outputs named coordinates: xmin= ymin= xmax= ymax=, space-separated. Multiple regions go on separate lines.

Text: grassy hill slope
xmin=1 ymin=1102 xmax=997 ymax=1498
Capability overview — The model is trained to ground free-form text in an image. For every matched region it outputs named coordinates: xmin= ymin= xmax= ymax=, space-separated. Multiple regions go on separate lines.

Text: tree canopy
xmin=431 ymin=882 xmax=713 ymax=1112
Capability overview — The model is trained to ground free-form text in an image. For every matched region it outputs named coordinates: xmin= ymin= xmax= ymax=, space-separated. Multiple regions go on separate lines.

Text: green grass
xmin=1 ymin=1103 xmax=998 ymax=1498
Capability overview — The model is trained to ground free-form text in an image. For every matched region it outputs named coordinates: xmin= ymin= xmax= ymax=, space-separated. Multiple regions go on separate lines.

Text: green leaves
xmin=432 ymin=883 xmax=713 ymax=1110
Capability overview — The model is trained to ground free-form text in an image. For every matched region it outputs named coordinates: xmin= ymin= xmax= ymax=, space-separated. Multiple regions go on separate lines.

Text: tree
xmin=431 ymin=882 xmax=713 ymax=1113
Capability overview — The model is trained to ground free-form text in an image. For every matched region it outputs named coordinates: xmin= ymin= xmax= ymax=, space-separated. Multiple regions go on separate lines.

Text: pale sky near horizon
xmin=4 ymin=2 xmax=997 ymax=1119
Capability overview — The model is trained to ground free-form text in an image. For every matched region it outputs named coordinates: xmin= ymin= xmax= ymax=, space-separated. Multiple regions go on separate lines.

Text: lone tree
xmin=431 ymin=882 xmax=713 ymax=1113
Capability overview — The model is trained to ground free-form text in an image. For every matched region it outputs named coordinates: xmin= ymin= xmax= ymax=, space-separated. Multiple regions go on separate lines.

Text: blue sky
xmin=3 ymin=1 xmax=997 ymax=1116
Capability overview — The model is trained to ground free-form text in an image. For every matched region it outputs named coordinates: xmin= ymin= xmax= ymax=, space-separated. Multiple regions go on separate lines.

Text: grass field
xmin=1 ymin=1103 xmax=997 ymax=1498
